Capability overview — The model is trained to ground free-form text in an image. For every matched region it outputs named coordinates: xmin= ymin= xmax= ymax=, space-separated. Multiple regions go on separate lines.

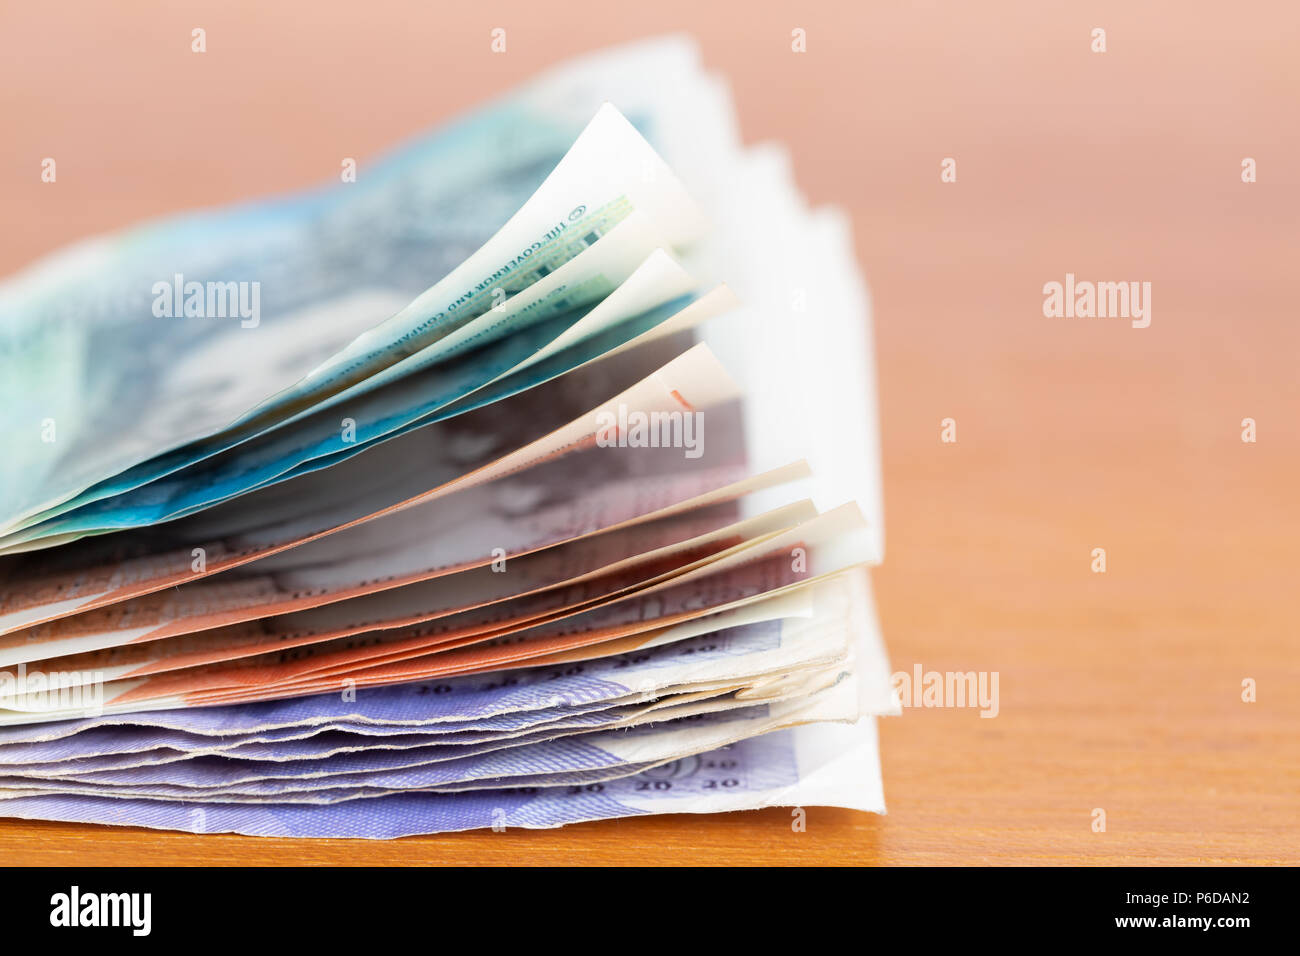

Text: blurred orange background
xmin=1 ymin=0 xmax=1296 ymax=864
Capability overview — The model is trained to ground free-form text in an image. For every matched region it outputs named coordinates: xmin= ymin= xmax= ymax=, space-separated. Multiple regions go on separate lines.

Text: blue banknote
xmin=8 ymin=708 xmax=660 ymax=783
xmin=0 ymin=724 xmax=884 ymax=836
xmin=19 ymin=702 xmax=756 ymax=793
xmin=0 ymin=697 xmax=665 ymax=770
xmin=1 ymin=39 xmax=701 ymax=536
xmin=6 ymin=291 xmax=700 ymax=546
xmin=0 ymin=703 xmax=774 ymax=797
xmin=0 ymin=698 xmax=636 ymax=767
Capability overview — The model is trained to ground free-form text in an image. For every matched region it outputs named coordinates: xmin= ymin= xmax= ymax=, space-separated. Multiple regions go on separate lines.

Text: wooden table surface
xmin=1 ymin=0 xmax=1296 ymax=865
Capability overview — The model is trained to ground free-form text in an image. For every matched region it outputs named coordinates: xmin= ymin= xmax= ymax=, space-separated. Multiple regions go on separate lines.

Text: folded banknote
xmin=0 ymin=36 xmax=892 ymax=838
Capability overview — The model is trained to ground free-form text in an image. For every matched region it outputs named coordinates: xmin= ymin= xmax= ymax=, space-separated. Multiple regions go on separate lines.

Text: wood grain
xmin=1 ymin=0 xmax=1296 ymax=865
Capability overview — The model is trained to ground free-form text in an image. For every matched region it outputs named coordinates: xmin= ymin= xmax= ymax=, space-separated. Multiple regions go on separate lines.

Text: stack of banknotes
xmin=0 ymin=37 xmax=893 ymax=838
